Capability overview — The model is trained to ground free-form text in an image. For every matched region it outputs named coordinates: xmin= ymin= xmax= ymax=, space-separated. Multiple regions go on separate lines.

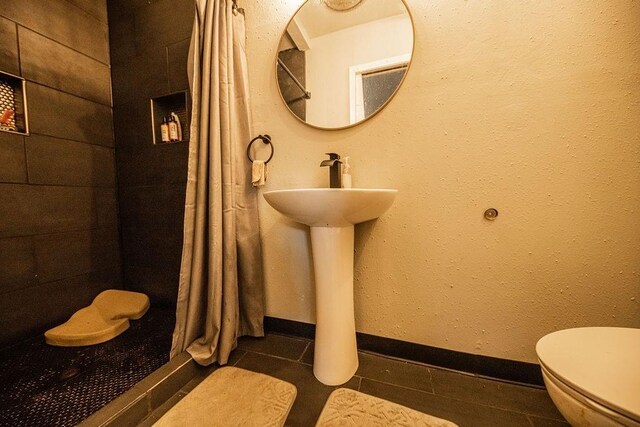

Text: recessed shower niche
xmin=0 ymin=71 xmax=29 ymax=136
xmin=150 ymin=91 xmax=190 ymax=145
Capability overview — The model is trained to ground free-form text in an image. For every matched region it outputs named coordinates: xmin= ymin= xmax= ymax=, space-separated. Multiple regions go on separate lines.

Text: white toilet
xmin=536 ymin=327 xmax=640 ymax=427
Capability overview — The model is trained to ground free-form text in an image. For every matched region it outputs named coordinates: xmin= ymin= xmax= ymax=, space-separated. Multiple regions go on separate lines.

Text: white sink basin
xmin=263 ymin=188 xmax=397 ymax=227
xmin=263 ymin=187 xmax=397 ymax=385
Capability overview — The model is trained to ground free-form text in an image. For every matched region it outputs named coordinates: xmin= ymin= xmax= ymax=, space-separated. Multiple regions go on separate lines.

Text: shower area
xmin=0 ymin=0 xmax=195 ymax=424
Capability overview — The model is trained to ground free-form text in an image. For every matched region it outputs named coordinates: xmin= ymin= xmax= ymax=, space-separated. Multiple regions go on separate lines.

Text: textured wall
xmin=0 ymin=0 xmax=120 ymax=347
xmin=245 ymin=0 xmax=640 ymax=362
xmin=107 ymin=0 xmax=193 ymax=305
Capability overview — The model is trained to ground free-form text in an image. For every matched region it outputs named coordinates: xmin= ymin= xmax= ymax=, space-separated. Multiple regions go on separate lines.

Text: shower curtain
xmin=170 ymin=0 xmax=265 ymax=365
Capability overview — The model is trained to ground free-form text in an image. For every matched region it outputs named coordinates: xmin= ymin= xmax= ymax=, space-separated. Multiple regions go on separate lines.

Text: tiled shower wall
xmin=0 ymin=1 xmax=121 ymax=347
xmin=108 ymin=0 xmax=193 ymax=305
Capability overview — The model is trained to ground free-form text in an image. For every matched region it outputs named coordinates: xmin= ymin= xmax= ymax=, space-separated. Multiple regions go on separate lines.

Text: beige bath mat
xmin=316 ymin=388 xmax=459 ymax=427
xmin=153 ymin=367 xmax=296 ymax=427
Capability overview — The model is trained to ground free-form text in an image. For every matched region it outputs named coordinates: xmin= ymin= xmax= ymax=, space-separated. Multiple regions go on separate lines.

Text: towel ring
xmin=246 ymin=134 xmax=274 ymax=164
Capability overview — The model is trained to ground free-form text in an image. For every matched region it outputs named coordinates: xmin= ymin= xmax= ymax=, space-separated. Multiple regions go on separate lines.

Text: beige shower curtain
xmin=170 ymin=0 xmax=265 ymax=365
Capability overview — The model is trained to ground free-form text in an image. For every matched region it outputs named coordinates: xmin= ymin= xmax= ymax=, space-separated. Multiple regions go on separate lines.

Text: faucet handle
xmin=325 ymin=152 xmax=340 ymax=160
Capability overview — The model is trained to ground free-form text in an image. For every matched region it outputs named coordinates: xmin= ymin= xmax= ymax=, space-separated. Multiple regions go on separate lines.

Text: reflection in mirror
xmin=276 ymin=0 xmax=414 ymax=130
xmin=323 ymin=0 xmax=363 ymax=11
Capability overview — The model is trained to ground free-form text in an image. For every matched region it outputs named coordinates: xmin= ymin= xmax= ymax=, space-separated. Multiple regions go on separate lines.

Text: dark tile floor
xmin=142 ymin=332 xmax=569 ymax=427
xmin=0 ymin=308 xmax=174 ymax=427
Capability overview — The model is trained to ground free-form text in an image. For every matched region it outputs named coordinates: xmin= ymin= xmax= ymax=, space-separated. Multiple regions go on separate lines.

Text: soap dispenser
xmin=342 ymin=156 xmax=352 ymax=188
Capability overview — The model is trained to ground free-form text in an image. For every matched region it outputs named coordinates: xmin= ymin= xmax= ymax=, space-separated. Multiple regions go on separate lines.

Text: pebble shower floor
xmin=0 ymin=308 xmax=174 ymax=426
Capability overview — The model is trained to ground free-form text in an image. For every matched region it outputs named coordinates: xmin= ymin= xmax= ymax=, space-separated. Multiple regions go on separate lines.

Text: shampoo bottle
xmin=160 ymin=116 xmax=170 ymax=143
xmin=168 ymin=115 xmax=179 ymax=142
xmin=342 ymin=156 xmax=352 ymax=188
xmin=170 ymin=112 xmax=182 ymax=141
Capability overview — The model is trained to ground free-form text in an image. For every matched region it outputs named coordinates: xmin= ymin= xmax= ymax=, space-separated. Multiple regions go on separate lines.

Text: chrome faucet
xmin=320 ymin=153 xmax=342 ymax=188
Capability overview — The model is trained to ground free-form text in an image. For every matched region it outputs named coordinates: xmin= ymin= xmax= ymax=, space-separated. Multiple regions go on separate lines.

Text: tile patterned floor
xmin=142 ymin=332 xmax=569 ymax=427
xmin=0 ymin=308 xmax=174 ymax=427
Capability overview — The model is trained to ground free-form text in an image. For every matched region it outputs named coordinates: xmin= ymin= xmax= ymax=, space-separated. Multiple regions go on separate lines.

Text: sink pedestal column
xmin=310 ymin=225 xmax=358 ymax=385
xmin=262 ymin=188 xmax=398 ymax=385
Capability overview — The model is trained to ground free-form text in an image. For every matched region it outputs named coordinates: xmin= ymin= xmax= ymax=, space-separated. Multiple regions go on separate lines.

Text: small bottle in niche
xmin=0 ymin=109 xmax=15 ymax=126
xmin=160 ymin=116 xmax=170 ymax=143
xmin=170 ymin=112 xmax=182 ymax=141
xmin=168 ymin=114 xmax=179 ymax=142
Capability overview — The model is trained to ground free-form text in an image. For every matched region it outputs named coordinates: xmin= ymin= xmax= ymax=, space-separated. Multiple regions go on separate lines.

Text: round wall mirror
xmin=275 ymin=0 xmax=415 ymax=130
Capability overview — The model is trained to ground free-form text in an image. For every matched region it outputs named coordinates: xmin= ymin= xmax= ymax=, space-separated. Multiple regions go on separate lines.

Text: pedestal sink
xmin=263 ymin=188 xmax=397 ymax=385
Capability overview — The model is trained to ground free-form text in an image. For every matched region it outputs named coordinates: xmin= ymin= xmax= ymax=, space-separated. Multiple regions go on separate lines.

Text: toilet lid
xmin=536 ymin=327 xmax=640 ymax=422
